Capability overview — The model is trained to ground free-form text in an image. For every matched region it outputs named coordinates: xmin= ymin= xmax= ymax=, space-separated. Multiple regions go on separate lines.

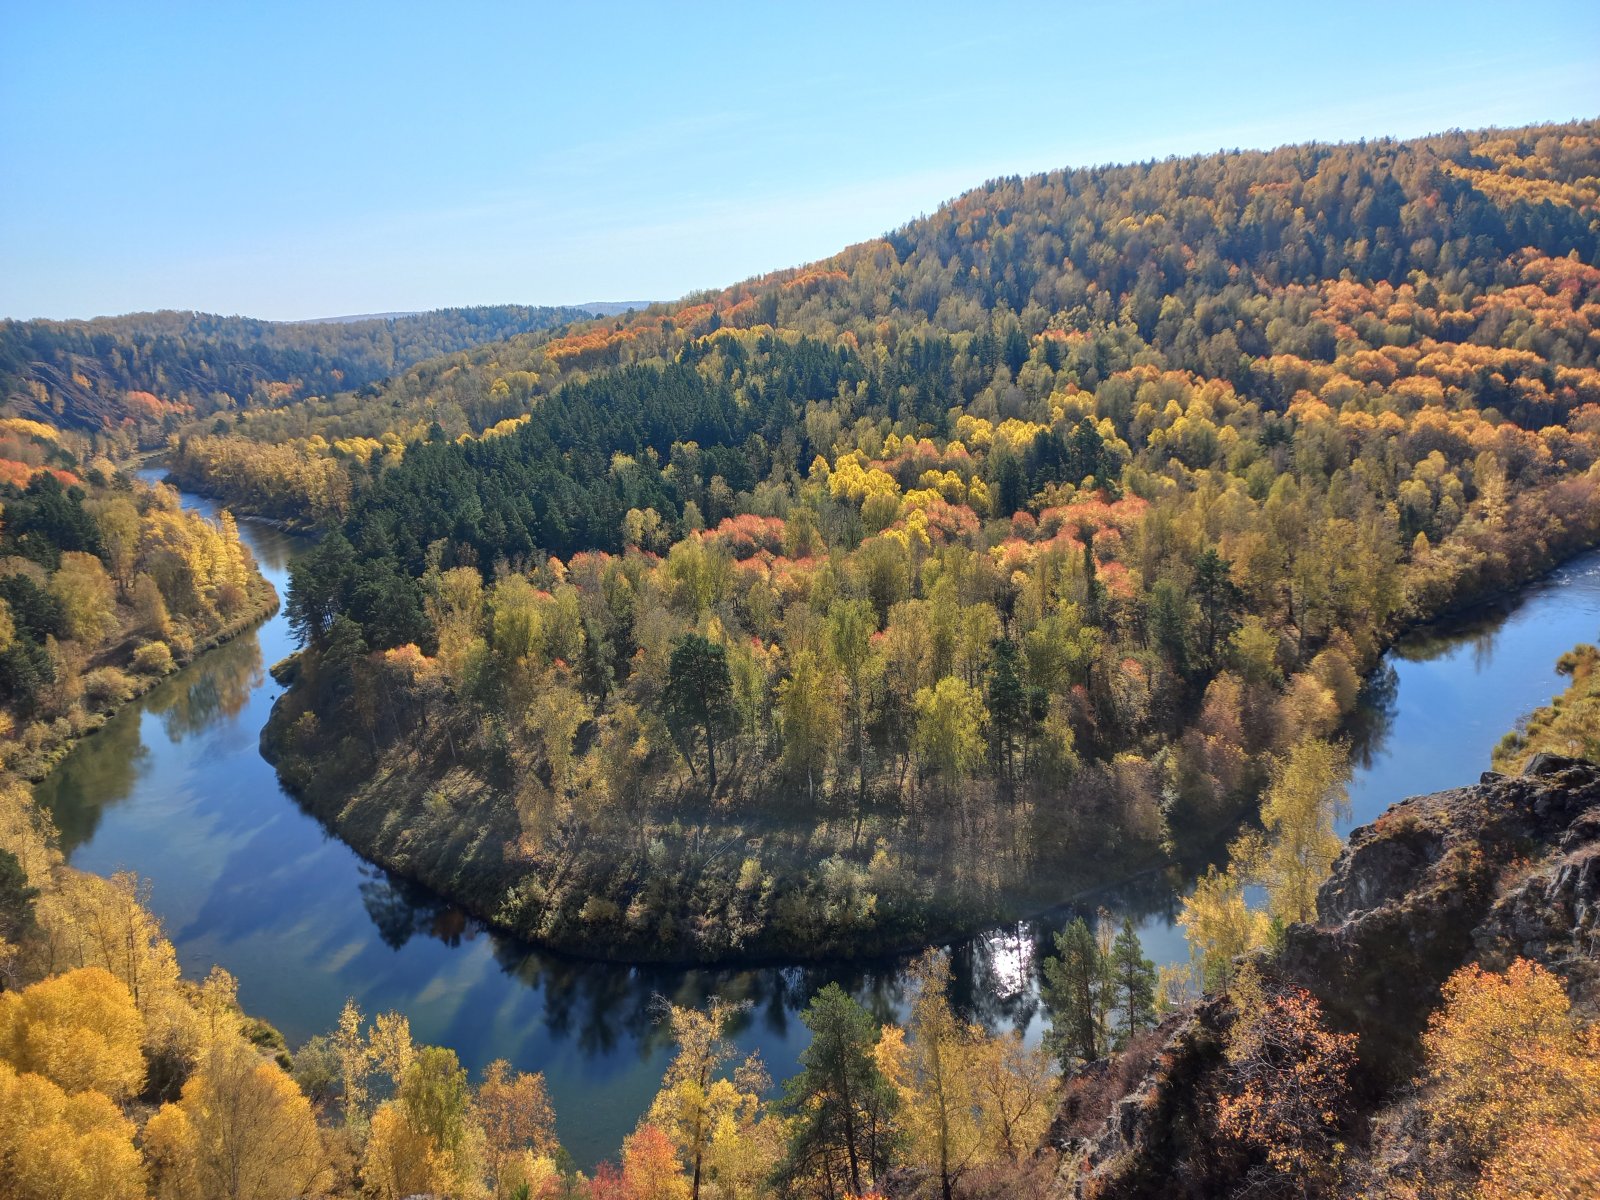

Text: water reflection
xmin=44 ymin=705 xmax=149 ymax=852
xmin=361 ymin=869 xmax=479 ymax=951
xmin=149 ymin=635 xmax=265 ymax=740
xmin=1346 ymin=663 xmax=1399 ymax=771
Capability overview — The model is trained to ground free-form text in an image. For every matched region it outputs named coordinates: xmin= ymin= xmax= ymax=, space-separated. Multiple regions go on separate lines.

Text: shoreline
xmin=11 ymin=574 xmax=280 ymax=783
xmin=261 ymin=697 xmax=1177 ymax=968
xmin=256 ymin=532 xmax=1600 ymax=969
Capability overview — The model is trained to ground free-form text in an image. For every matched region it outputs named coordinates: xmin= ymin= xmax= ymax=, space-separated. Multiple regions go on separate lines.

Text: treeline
xmin=0 ymin=304 xmax=596 ymax=447
xmin=257 ymin=121 xmax=1600 ymax=962
xmin=0 ymin=419 xmax=271 ymax=778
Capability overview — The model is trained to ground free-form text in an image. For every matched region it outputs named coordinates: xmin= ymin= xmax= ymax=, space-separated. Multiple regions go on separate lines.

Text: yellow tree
xmin=882 ymin=950 xmax=984 ymax=1200
xmin=362 ymin=1045 xmax=480 ymax=1200
xmin=145 ymin=1036 xmax=329 ymax=1200
xmin=360 ymin=1100 xmax=440 ymax=1200
xmin=827 ymin=597 xmax=883 ymax=808
xmin=474 ymin=1058 xmax=559 ymax=1199
xmin=49 ymin=551 xmax=119 ymax=644
xmin=0 ymin=776 xmax=58 ymax=905
xmin=704 ymin=1093 xmax=787 ymax=1200
xmin=0 ymin=966 xmax=144 ymax=1100
xmin=777 ymin=648 xmax=842 ymax=801
xmin=969 ymin=1030 xmax=1058 ymax=1160
xmin=425 ymin=565 xmax=485 ymax=681
xmin=1242 ymin=738 xmax=1350 ymax=927
xmin=368 ymin=1010 xmax=415 ymax=1094
xmin=645 ymin=998 xmax=766 ymax=1200
xmin=0 ymin=1061 xmax=144 ymax=1200
xmin=89 ymin=496 xmax=141 ymax=595
xmin=331 ymin=998 xmax=371 ymax=1128
xmin=1419 ymin=958 xmax=1600 ymax=1178
xmin=32 ymin=870 xmax=196 ymax=1082
xmin=1178 ymin=866 xmax=1270 ymax=992
xmin=194 ymin=965 xmax=244 ymax=1048
xmin=912 ymin=677 xmax=987 ymax=787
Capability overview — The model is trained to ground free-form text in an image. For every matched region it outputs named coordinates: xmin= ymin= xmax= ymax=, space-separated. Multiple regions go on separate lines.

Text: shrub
xmin=80 ymin=667 xmax=135 ymax=707
xmin=131 ymin=641 xmax=175 ymax=675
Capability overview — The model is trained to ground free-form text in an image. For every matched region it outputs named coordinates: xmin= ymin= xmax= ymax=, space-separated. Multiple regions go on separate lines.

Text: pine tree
xmin=778 ymin=984 xmax=899 ymax=1198
xmin=1109 ymin=917 xmax=1157 ymax=1047
xmin=663 ymin=634 xmax=736 ymax=793
xmin=1041 ymin=917 xmax=1112 ymax=1065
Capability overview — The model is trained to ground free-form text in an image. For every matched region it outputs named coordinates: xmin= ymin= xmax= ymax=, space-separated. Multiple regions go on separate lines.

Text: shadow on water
xmin=36 ymin=486 xmax=1600 ymax=1166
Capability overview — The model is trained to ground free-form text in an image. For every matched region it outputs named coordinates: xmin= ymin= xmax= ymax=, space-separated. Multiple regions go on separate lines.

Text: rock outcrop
xmin=1048 ymin=756 xmax=1600 ymax=1198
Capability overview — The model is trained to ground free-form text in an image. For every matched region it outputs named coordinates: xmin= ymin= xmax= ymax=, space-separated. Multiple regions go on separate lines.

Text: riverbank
xmin=9 ymin=574 xmax=279 ymax=782
xmin=1 ymin=463 xmax=282 ymax=783
xmin=143 ymin=454 xmax=322 ymax=533
xmin=260 ymin=681 xmax=1170 ymax=965
xmin=259 ymin=505 xmax=1600 ymax=968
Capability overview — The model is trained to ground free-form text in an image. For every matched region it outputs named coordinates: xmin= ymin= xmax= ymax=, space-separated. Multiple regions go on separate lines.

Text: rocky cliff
xmin=1048 ymin=755 xmax=1600 ymax=1198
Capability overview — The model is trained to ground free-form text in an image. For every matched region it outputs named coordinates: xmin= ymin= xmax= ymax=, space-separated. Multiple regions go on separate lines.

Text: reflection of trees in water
xmin=1347 ymin=663 xmax=1400 ymax=771
xmin=146 ymin=635 xmax=264 ymax=741
xmin=237 ymin=523 xmax=300 ymax=576
xmin=358 ymin=867 xmax=479 ymax=951
xmin=475 ymin=933 xmax=916 ymax=1064
xmin=415 ymin=873 xmax=1192 ymax=1062
xmin=1391 ymin=599 xmax=1516 ymax=667
xmin=349 ymin=846 xmax=1200 ymax=1061
xmin=34 ymin=702 xmax=150 ymax=854
xmin=947 ymin=923 xmax=1043 ymax=1032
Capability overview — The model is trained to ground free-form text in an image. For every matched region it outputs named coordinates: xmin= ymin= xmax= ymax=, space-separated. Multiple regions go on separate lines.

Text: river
xmin=34 ymin=485 xmax=1600 ymax=1167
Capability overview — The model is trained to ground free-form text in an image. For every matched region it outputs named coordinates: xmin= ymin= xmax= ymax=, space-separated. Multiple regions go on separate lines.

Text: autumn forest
xmin=1 ymin=117 xmax=1599 ymax=1199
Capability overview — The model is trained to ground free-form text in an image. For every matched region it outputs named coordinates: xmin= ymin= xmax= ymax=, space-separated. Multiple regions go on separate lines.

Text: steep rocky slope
xmin=1048 ymin=755 xmax=1600 ymax=1198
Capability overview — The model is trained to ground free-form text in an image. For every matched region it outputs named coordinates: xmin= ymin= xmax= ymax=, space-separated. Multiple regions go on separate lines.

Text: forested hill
xmin=248 ymin=119 xmax=1600 ymax=965
xmin=177 ymin=120 xmax=1600 ymax=520
xmin=0 ymin=303 xmax=596 ymax=446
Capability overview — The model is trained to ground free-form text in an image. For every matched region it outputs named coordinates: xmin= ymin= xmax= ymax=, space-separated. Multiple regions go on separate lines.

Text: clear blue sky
xmin=2 ymin=1 xmax=1596 ymax=321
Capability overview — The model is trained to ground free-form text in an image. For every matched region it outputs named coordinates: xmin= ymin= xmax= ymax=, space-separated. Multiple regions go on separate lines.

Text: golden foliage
xmin=146 ymin=1036 xmax=328 ymax=1200
xmin=1419 ymin=957 xmax=1600 ymax=1189
xmin=0 ymin=966 xmax=144 ymax=1100
xmin=0 ymin=1060 xmax=144 ymax=1200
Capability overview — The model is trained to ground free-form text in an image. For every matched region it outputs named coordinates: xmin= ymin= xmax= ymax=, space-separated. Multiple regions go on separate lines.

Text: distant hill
xmin=0 ymin=304 xmax=594 ymax=445
xmin=575 ymin=300 xmax=658 ymax=316
xmin=292 ymin=311 xmax=424 ymax=324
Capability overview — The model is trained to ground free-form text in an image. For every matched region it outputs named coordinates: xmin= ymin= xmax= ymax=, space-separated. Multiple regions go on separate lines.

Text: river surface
xmin=35 ymin=485 xmax=1600 ymax=1167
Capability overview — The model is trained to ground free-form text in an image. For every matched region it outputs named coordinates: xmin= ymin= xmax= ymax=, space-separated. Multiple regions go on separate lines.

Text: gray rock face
xmin=1046 ymin=759 xmax=1600 ymax=1198
xmin=1278 ymin=758 xmax=1600 ymax=1075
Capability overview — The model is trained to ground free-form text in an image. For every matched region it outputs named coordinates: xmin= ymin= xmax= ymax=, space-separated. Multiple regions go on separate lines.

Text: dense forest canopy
xmin=0 ymin=304 xmax=601 ymax=447
xmin=179 ymin=123 xmax=1600 ymax=517
xmin=232 ymin=120 xmax=1600 ymax=964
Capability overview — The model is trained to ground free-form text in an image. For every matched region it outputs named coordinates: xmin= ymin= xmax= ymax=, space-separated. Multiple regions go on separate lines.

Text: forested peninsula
xmin=216 ymin=121 xmax=1600 ymax=962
